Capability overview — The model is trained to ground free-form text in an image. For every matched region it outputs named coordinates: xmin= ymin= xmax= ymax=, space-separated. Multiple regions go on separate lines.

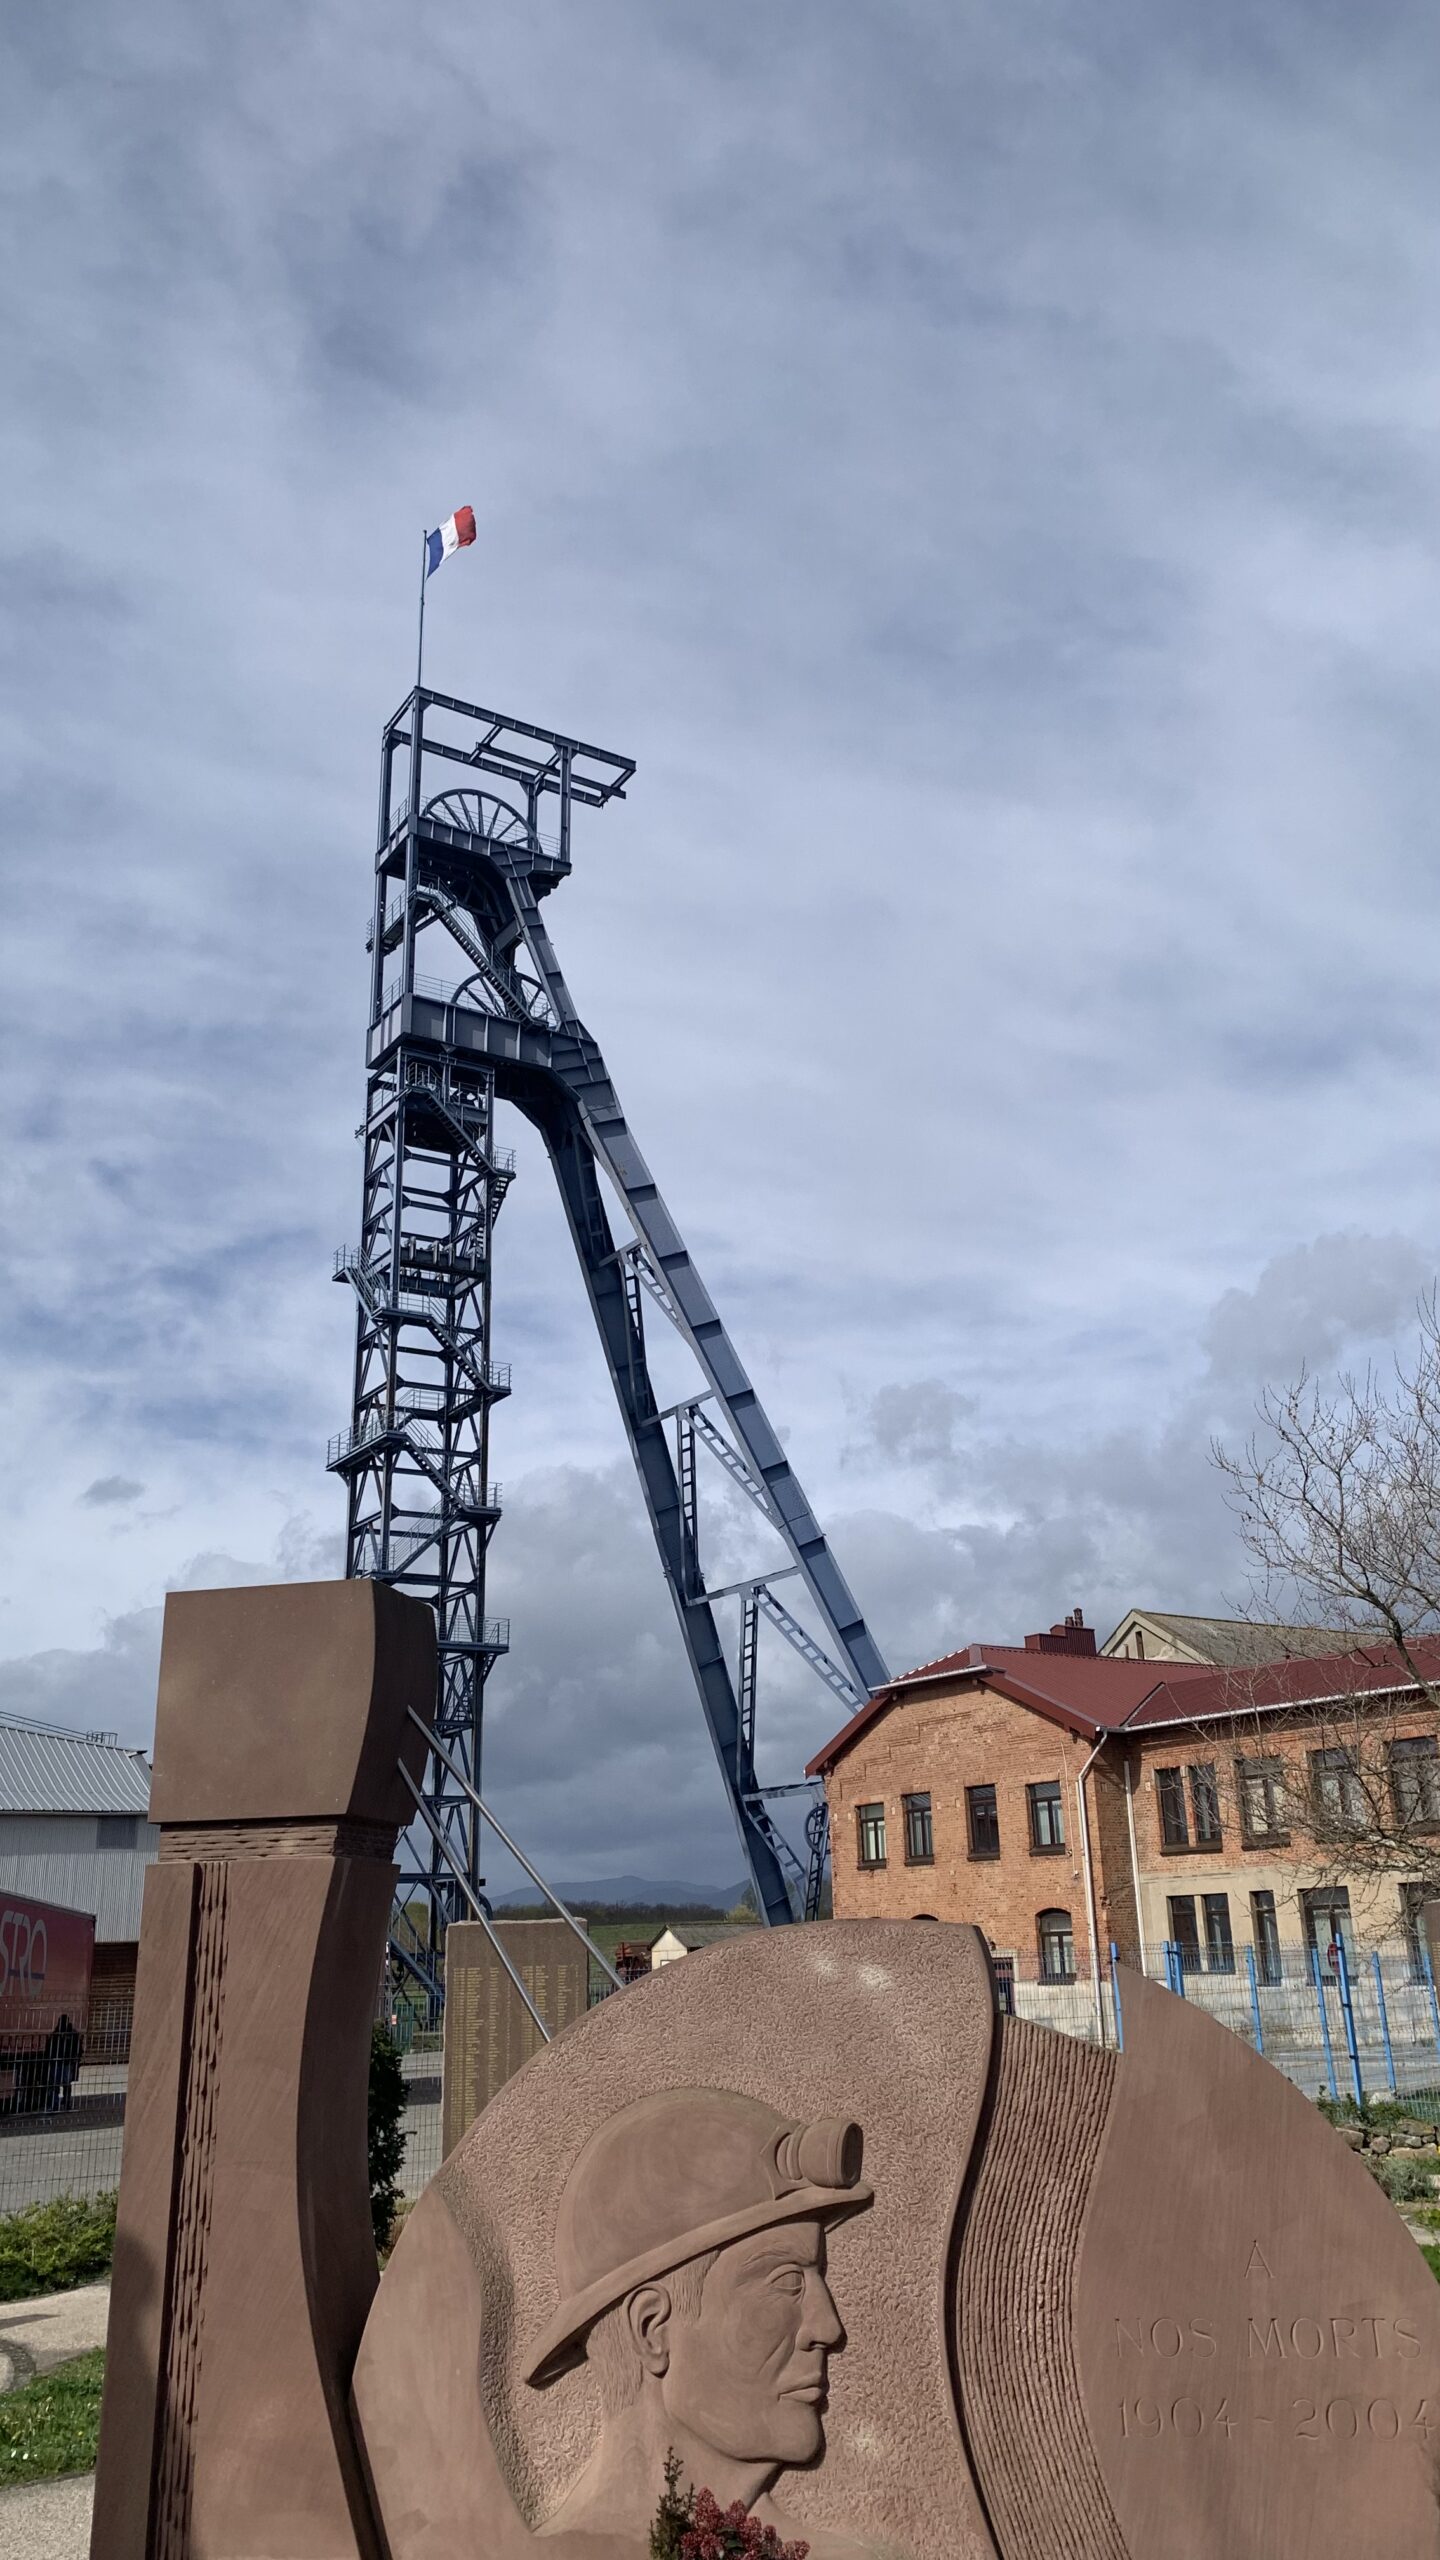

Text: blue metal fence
xmin=1117 ymin=1937 xmax=1440 ymax=2101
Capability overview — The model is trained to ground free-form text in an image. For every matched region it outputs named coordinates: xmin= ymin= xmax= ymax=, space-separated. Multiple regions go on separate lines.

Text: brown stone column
xmin=91 ymin=1578 xmax=435 ymax=2560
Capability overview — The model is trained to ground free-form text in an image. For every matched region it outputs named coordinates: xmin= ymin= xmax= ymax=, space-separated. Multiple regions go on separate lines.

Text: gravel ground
xmin=0 ymin=2469 xmax=92 ymax=2560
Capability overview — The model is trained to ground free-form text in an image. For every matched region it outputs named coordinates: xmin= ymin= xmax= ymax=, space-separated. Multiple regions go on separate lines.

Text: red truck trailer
xmin=0 ymin=1889 xmax=95 ymax=2113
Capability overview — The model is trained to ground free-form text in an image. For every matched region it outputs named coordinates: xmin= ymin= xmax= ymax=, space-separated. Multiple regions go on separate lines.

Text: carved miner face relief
xmin=656 ymin=2216 xmax=843 ymax=2468
xmin=522 ymin=2088 xmax=871 ymax=2541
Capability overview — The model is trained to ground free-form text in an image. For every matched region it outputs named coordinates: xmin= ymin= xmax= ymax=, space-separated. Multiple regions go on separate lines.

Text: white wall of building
xmin=0 ymin=1813 xmax=159 ymax=1940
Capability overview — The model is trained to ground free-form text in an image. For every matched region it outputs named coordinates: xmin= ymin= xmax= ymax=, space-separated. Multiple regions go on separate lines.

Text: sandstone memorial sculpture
xmin=357 ymin=1920 xmax=1440 ymax=2560
xmin=88 ymin=1581 xmax=1440 ymax=2560
xmin=89 ymin=1577 xmax=435 ymax=2560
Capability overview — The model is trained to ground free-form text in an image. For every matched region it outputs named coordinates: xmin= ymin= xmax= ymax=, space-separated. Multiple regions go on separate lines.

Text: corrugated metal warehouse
xmin=0 ymin=1717 xmax=157 ymax=2010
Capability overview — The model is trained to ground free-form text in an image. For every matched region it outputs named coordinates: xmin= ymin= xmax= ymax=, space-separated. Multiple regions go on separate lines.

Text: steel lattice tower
xmin=332 ymin=686 xmax=887 ymax=1986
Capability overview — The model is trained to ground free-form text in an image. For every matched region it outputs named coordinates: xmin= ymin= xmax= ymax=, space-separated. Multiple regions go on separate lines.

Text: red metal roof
xmin=805 ymin=1646 xmax=1209 ymax=1773
xmin=1120 ymin=1635 xmax=1440 ymax=1730
xmin=805 ymin=1634 xmax=1440 ymax=1775
xmin=953 ymin=1646 xmax=1212 ymax=1723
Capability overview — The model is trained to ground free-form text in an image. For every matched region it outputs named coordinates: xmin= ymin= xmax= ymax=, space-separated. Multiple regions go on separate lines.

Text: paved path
xmin=0 ymin=2281 xmax=110 ymax=2394
xmin=0 ymin=2471 xmax=92 ymax=2560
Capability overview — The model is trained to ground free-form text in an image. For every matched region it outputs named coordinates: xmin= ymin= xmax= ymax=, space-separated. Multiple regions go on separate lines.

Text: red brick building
xmin=808 ymin=1614 xmax=1440 ymax=2008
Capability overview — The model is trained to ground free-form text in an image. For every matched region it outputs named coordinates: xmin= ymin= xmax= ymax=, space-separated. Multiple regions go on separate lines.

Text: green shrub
xmin=0 ymin=2348 xmax=104 ymax=2483
xmin=0 ymin=2195 xmax=117 ymax=2303
xmin=368 ymin=2022 xmax=407 ymax=2252
xmin=1367 ymin=2152 xmax=1438 ymax=2204
xmin=1353 ymin=2097 xmax=1440 ymax=2133
xmin=1423 ymin=2245 xmax=1440 ymax=2283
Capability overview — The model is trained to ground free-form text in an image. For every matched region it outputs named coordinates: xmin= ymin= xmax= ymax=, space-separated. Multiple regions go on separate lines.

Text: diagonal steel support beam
xmin=399 ymin=1768 xmax=550 ymax=2038
xmin=407 ymin=1708 xmax=622 ymax=1988
xmin=499 ymin=881 xmax=888 ymax=1700
xmin=525 ymin=1100 xmax=795 ymax=1927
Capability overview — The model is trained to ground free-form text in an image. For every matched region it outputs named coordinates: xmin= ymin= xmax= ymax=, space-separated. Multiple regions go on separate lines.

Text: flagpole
xmin=416 ymin=528 xmax=429 ymax=696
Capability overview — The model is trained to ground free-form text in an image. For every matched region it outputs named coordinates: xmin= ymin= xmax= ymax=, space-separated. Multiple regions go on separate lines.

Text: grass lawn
xmin=0 ymin=2349 xmax=105 ymax=2484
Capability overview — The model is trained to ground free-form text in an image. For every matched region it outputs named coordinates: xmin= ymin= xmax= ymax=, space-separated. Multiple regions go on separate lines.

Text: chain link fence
xmin=7 ymin=1934 xmax=1440 ymax=2221
xmin=0 ymin=1997 xmax=130 ymax=2215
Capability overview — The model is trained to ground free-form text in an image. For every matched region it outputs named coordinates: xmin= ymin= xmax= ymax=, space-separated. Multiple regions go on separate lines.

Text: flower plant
xmin=650 ymin=2451 xmax=809 ymax=2560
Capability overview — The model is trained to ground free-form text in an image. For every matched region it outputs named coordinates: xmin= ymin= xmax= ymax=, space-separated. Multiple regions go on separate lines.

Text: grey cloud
xmin=0 ymin=1604 xmax=163 ymax=1746
xmin=7 ymin=5 xmax=1440 ymax=1870
xmin=0 ymin=1514 xmax=347 ymax=1751
xmin=80 ymin=1475 xmax=146 ymax=1507
xmin=849 ymin=1382 xmax=976 ymax=1473
xmin=1202 ymin=1233 xmax=1433 ymax=1388
xmin=843 ymin=1237 xmax=1440 ymax=1675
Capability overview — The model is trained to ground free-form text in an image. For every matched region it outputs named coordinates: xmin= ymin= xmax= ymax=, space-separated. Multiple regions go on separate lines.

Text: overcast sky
xmin=5 ymin=3 xmax=1440 ymax=1891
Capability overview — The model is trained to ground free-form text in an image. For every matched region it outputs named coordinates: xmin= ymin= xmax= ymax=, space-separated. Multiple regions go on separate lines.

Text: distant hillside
xmin=490 ymin=1872 xmax=747 ymax=1915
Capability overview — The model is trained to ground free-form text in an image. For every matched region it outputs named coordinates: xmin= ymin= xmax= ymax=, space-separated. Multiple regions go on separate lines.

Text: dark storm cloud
xmin=4 ymin=2 xmax=1440 ymax=1883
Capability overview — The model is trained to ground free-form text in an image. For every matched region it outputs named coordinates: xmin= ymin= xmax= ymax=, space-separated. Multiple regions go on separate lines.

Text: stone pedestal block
xmin=90 ymin=1578 xmax=434 ymax=2560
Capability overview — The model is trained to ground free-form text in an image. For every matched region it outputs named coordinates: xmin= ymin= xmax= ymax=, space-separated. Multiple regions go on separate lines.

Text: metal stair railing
xmin=414 ymin=883 xmax=553 ymax=1025
xmin=328 ymin=1409 xmax=502 ymax=1509
xmin=332 ymin=1249 xmax=502 ymax=1397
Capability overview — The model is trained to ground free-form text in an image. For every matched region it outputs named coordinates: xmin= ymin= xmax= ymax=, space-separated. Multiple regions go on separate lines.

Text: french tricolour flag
xmin=426 ymin=505 xmax=476 ymax=577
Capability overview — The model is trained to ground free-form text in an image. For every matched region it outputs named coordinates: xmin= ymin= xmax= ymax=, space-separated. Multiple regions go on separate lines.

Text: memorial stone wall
xmin=441 ymin=1915 xmax=591 ymax=2155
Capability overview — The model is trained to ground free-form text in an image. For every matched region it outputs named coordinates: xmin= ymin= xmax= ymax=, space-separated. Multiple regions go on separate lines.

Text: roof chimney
xmin=1024 ymin=1609 xmax=1096 ymax=1658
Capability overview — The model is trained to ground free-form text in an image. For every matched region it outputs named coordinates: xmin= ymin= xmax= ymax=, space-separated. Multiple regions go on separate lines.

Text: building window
xmin=902 ymin=1792 xmax=934 ymax=1864
xmin=1167 ymin=1894 xmax=1203 ymax=1973
xmin=991 ymin=1953 xmax=1016 ymax=2015
xmin=1237 ymin=1756 xmax=1288 ymax=1846
xmin=1300 ymin=1885 xmax=1353 ymax=1971
xmin=1027 ymin=1780 xmax=1065 ymax=1853
xmin=1202 ymin=1892 xmax=1235 ymax=1974
xmin=1310 ymin=1747 xmax=1364 ymax=1836
xmin=1390 ymin=1737 xmax=1440 ymax=1830
xmin=1167 ymin=1894 xmax=1203 ymax=1974
xmin=97 ymin=1814 xmax=138 ymax=1848
xmin=1133 ymin=1627 xmax=1146 ymax=1660
xmin=1037 ymin=1908 xmax=1075 ymax=1981
xmin=1400 ymin=1883 xmax=1433 ymax=1982
xmin=1251 ymin=1890 xmax=1282 ymax=1986
xmin=1156 ymin=1766 xmax=1189 ymax=1849
xmin=966 ymin=1783 xmax=1000 ymax=1859
xmin=856 ymin=1803 xmax=887 ymax=1868
xmin=1189 ymin=1764 xmax=1222 ymax=1847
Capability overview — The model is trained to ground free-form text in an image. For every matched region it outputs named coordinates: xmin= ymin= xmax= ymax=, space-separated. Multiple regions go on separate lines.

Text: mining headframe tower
xmin=330 ymin=686 xmax=887 ymax=1993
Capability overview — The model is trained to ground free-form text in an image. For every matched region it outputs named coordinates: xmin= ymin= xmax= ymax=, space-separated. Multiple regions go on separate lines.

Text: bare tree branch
xmin=1210 ymin=1292 xmax=1440 ymax=1897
